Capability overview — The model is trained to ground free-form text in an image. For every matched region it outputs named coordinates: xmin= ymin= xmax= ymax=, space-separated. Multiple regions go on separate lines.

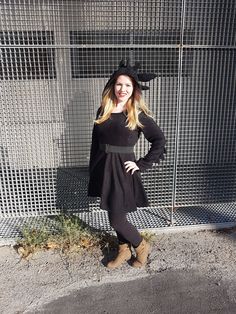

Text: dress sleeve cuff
xmin=136 ymin=146 xmax=167 ymax=173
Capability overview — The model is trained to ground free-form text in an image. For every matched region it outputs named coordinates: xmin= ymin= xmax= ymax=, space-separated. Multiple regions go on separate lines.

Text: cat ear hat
xmin=102 ymin=59 xmax=157 ymax=93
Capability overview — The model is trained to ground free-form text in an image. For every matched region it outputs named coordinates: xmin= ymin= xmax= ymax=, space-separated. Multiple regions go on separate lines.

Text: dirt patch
xmin=0 ymin=228 xmax=236 ymax=314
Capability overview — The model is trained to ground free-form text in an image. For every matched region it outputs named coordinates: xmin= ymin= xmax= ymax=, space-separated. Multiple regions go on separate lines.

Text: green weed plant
xmin=15 ymin=214 xmax=112 ymax=259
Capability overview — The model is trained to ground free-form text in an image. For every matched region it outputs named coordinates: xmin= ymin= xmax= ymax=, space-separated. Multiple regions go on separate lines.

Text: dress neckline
xmin=111 ymin=110 xmax=127 ymax=115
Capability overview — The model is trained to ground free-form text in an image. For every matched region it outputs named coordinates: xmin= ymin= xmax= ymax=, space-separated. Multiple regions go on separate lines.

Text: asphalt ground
xmin=1 ymin=228 xmax=236 ymax=314
xmin=30 ymin=268 xmax=236 ymax=314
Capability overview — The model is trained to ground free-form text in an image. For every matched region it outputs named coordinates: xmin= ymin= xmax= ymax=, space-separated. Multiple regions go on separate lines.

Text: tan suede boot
xmin=132 ymin=238 xmax=151 ymax=268
xmin=107 ymin=243 xmax=132 ymax=269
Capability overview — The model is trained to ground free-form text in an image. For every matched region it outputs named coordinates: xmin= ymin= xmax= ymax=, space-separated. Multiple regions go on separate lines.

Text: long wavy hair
xmin=95 ymin=76 xmax=152 ymax=130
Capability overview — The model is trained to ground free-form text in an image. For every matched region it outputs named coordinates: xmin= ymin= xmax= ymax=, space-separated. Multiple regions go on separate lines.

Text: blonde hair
xmin=95 ymin=78 xmax=152 ymax=130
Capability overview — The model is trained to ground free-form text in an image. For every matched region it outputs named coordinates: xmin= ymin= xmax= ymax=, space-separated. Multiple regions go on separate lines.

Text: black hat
xmin=103 ymin=59 xmax=157 ymax=93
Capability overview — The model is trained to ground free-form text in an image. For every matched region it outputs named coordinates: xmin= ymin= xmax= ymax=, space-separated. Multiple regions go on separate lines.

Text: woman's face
xmin=114 ymin=75 xmax=134 ymax=103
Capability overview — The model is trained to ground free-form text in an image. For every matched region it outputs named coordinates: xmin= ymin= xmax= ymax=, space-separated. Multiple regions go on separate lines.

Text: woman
xmin=88 ymin=60 xmax=166 ymax=269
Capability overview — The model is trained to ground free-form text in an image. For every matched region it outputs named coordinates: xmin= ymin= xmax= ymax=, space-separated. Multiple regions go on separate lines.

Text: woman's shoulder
xmin=137 ymin=110 xmax=163 ymax=133
xmin=138 ymin=110 xmax=155 ymax=123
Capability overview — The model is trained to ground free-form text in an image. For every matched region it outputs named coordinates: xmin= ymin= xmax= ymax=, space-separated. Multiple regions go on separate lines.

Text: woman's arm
xmin=135 ymin=112 xmax=167 ymax=172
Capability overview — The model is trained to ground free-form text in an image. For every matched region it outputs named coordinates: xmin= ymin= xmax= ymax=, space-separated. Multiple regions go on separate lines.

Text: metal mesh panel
xmin=184 ymin=0 xmax=236 ymax=46
xmin=1 ymin=202 xmax=236 ymax=238
xmin=0 ymin=0 xmax=235 ymax=231
xmin=176 ymin=48 xmax=236 ymax=206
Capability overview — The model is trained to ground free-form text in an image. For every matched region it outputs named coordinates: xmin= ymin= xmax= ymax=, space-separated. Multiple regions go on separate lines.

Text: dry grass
xmin=14 ymin=214 xmax=116 ymax=259
xmin=14 ymin=214 xmax=156 ymax=259
xmin=140 ymin=230 xmax=157 ymax=244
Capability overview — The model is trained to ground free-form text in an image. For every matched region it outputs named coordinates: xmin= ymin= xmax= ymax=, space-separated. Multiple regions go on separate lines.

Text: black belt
xmin=99 ymin=143 xmax=134 ymax=154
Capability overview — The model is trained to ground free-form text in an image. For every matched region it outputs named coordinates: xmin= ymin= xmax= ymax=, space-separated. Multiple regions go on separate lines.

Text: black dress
xmin=88 ymin=109 xmax=166 ymax=213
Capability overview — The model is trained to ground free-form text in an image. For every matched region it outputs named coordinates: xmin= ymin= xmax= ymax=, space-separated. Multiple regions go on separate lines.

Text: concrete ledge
xmin=139 ymin=222 xmax=236 ymax=234
xmin=0 ymin=238 xmax=17 ymax=247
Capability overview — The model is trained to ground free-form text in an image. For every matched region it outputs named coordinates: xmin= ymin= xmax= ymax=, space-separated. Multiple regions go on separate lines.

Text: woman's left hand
xmin=124 ymin=161 xmax=139 ymax=175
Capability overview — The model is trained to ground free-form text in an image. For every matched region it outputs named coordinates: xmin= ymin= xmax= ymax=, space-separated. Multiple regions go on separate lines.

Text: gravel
xmin=0 ymin=227 xmax=236 ymax=314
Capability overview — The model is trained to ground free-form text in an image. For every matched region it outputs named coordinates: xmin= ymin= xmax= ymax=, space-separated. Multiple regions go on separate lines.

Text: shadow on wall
xmin=171 ymin=203 xmax=236 ymax=227
xmin=55 ymin=165 xmax=236 ymax=231
xmin=58 ymin=89 xmax=94 ymax=168
xmin=136 ymin=201 xmax=236 ymax=231
xmin=55 ymin=84 xmax=98 ymax=213
xmin=55 ymin=167 xmax=93 ymax=213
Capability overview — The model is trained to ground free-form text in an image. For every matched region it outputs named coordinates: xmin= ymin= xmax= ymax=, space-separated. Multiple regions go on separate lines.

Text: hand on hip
xmin=124 ymin=161 xmax=139 ymax=175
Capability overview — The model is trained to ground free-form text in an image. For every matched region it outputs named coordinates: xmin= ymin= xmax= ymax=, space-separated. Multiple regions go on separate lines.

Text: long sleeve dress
xmin=87 ymin=108 xmax=167 ymax=213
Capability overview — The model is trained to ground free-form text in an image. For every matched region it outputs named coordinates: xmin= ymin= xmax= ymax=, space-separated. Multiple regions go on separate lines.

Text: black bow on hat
xmin=103 ymin=59 xmax=157 ymax=92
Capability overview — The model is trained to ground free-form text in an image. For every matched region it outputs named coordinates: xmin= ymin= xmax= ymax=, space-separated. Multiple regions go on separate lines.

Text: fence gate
xmin=0 ymin=0 xmax=236 ymax=237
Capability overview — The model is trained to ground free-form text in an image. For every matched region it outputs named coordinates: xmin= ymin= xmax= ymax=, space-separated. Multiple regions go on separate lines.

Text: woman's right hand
xmin=124 ymin=161 xmax=140 ymax=175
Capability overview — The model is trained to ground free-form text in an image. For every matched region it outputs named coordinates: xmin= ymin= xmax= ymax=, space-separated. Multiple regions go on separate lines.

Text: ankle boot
xmin=132 ymin=238 xmax=151 ymax=268
xmin=107 ymin=243 xmax=132 ymax=269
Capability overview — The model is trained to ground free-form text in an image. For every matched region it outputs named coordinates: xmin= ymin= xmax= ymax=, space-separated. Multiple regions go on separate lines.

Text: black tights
xmin=108 ymin=210 xmax=143 ymax=248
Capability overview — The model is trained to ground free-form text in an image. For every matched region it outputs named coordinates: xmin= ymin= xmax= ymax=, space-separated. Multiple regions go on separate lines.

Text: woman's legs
xmin=108 ymin=210 xmax=142 ymax=247
xmin=115 ymin=231 xmax=128 ymax=245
